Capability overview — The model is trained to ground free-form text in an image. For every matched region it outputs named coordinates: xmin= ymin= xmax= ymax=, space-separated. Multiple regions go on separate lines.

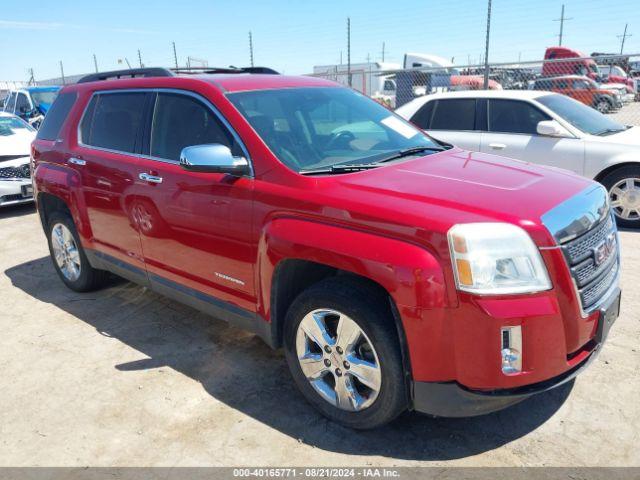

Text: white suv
xmin=396 ymin=90 xmax=640 ymax=228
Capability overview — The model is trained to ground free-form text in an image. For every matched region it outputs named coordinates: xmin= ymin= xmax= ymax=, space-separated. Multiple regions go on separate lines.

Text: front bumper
xmin=412 ymin=286 xmax=620 ymax=417
xmin=0 ymin=179 xmax=34 ymax=207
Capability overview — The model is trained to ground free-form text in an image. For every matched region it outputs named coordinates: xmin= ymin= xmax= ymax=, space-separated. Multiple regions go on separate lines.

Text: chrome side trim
xmin=541 ymin=184 xmax=609 ymax=244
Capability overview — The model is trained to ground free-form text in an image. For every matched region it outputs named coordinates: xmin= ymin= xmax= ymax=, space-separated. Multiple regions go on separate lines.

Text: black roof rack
xmin=77 ymin=66 xmax=279 ymax=84
xmin=171 ymin=66 xmax=280 ymax=75
xmin=77 ymin=68 xmax=174 ymax=83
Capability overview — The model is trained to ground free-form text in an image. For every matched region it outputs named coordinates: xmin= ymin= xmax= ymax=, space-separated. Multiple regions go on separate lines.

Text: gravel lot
xmin=0 ymin=204 xmax=638 ymax=467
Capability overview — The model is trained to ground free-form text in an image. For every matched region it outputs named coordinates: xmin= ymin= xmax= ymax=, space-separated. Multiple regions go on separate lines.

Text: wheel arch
xmin=594 ymin=161 xmax=640 ymax=185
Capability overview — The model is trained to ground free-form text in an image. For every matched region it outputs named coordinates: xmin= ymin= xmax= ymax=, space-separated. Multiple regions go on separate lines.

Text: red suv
xmin=31 ymin=67 xmax=621 ymax=429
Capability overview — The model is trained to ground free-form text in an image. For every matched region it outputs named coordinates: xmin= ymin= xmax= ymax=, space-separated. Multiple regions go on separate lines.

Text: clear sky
xmin=1 ymin=0 xmax=639 ymax=82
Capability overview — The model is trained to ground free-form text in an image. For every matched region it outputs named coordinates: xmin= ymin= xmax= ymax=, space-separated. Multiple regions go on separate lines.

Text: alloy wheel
xmin=295 ymin=308 xmax=382 ymax=412
xmin=609 ymin=178 xmax=640 ymax=221
xmin=51 ymin=223 xmax=82 ymax=281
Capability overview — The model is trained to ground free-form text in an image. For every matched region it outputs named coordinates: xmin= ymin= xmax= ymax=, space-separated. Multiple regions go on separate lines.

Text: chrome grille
xmin=561 ymin=214 xmax=619 ymax=312
xmin=0 ymin=165 xmax=30 ymax=179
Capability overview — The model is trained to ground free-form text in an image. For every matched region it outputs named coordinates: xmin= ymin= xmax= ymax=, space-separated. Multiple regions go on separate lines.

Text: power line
xmin=553 ymin=4 xmax=573 ymax=46
xmin=618 ymin=23 xmax=632 ymax=54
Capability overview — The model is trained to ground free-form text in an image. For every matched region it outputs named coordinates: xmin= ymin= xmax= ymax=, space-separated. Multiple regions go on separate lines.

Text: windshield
xmin=0 ymin=115 xmax=35 ymax=136
xmin=227 ymin=87 xmax=439 ymax=172
xmin=30 ymin=90 xmax=59 ymax=108
xmin=537 ymin=93 xmax=627 ymax=135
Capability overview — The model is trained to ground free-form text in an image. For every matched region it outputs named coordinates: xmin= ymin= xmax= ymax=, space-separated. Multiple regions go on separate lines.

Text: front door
xmin=134 ymin=90 xmax=256 ymax=312
xmin=479 ymin=99 xmax=585 ymax=174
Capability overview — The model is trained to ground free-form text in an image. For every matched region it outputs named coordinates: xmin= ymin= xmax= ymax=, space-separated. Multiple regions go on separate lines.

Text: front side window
xmin=411 ymin=101 xmax=435 ymax=129
xmin=150 ymin=92 xmax=240 ymax=161
xmin=228 ymin=87 xmax=438 ymax=172
xmin=537 ymin=93 xmax=627 ymax=136
xmin=79 ymin=92 xmax=147 ymax=153
xmin=430 ymin=99 xmax=476 ymax=131
xmin=488 ymin=100 xmax=550 ymax=135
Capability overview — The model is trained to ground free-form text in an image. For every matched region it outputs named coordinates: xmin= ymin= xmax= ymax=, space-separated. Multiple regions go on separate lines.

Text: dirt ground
xmin=0 ymin=203 xmax=638 ymax=467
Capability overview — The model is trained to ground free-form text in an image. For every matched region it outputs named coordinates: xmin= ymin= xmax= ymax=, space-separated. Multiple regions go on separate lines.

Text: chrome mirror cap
xmin=179 ymin=144 xmax=250 ymax=176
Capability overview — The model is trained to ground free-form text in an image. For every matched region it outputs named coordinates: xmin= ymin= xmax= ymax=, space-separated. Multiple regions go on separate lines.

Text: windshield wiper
xmin=299 ymin=163 xmax=383 ymax=175
xmin=595 ymin=127 xmax=627 ymax=136
xmin=375 ymin=145 xmax=446 ymax=163
xmin=299 ymin=146 xmax=447 ymax=175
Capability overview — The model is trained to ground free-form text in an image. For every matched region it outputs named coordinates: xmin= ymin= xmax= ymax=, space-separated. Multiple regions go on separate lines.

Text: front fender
xmin=257 ymin=217 xmax=448 ymax=319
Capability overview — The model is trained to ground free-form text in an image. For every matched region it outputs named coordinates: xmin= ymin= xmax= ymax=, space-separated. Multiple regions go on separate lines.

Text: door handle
xmin=68 ymin=157 xmax=86 ymax=166
xmin=489 ymin=143 xmax=506 ymax=150
xmin=139 ymin=173 xmax=163 ymax=184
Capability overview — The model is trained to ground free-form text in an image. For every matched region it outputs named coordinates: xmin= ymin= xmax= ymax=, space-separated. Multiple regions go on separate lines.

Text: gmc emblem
xmin=594 ymin=233 xmax=617 ymax=266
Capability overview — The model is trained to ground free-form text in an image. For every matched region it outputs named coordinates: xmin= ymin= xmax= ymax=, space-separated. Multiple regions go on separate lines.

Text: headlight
xmin=448 ymin=223 xmax=551 ymax=295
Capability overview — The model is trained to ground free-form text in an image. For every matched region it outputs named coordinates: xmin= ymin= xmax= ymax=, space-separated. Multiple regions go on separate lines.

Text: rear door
xmin=413 ymin=98 xmax=482 ymax=151
xmin=134 ymin=90 xmax=256 ymax=312
xmin=72 ymin=90 xmax=151 ymax=281
xmin=480 ymin=99 xmax=585 ymax=174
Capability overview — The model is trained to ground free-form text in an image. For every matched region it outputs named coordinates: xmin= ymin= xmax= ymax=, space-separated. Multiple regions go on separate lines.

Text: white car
xmin=0 ymin=112 xmax=36 ymax=207
xmin=396 ymin=90 xmax=640 ymax=227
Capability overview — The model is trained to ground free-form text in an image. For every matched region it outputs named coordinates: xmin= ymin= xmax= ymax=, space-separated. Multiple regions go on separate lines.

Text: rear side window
xmin=150 ymin=92 xmax=241 ymax=161
xmin=488 ymin=100 xmax=550 ymax=135
xmin=411 ymin=100 xmax=435 ymax=129
xmin=430 ymin=99 xmax=476 ymax=130
xmin=80 ymin=92 xmax=147 ymax=153
xmin=36 ymin=92 xmax=78 ymax=141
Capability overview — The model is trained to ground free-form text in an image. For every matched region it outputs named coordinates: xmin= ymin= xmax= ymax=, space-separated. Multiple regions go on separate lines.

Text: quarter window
xmin=488 ymin=100 xmax=550 ymax=135
xmin=80 ymin=92 xmax=147 ymax=153
xmin=429 ymin=99 xmax=476 ymax=130
xmin=150 ymin=92 xmax=240 ymax=161
xmin=36 ymin=92 xmax=78 ymax=141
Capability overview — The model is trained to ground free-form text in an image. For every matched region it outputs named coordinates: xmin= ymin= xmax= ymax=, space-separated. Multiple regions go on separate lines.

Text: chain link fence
xmin=311 ymin=53 xmax=640 ymax=126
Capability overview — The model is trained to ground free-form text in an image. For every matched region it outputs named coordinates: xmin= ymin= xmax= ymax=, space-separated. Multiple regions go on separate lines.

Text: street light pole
xmin=482 ymin=0 xmax=492 ymax=89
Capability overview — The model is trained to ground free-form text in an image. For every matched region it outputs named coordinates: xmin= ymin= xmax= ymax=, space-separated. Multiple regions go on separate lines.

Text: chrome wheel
xmin=609 ymin=178 xmax=640 ymax=221
xmin=295 ymin=309 xmax=382 ymax=412
xmin=51 ymin=223 xmax=81 ymax=281
xmin=596 ymin=100 xmax=610 ymax=113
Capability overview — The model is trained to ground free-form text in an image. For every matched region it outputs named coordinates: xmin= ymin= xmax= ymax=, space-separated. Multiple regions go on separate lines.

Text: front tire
xmin=595 ymin=98 xmax=611 ymax=114
xmin=601 ymin=166 xmax=640 ymax=229
xmin=283 ymin=277 xmax=408 ymax=429
xmin=47 ymin=211 xmax=109 ymax=292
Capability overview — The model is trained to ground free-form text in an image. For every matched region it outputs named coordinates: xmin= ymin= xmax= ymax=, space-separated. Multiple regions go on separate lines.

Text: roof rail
xmin=171 ymin=66 xmax=280 ymax=75
xmin=77 ymin=68 xmax=174 ymax=84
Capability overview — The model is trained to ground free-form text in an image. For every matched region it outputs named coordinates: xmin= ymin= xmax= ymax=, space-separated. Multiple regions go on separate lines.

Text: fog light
xmin=501 ymin=326 xmax=522 ymax=375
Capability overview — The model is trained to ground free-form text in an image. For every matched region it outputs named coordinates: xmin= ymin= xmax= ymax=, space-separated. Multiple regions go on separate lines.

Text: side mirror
xmin=537 ymin=120 xmax=570 ymax=138
xmin=179 ymin=144 xmax=250 ymax=176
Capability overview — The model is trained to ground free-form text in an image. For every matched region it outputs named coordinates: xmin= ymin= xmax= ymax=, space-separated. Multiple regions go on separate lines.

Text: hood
xmin=0 ymin=129 xmax=35 ymax=157
xmin=332 ymin=148 xmax=592 ymax=247
xmin=593 ymin=126 xmax=640 ymax=146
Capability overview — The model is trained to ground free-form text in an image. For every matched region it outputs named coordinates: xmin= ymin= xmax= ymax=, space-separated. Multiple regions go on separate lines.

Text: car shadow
xmin=0 ymin=203 xmax=36 ymax=219
xmin=5 ymin=256 xmax=573 ymax=461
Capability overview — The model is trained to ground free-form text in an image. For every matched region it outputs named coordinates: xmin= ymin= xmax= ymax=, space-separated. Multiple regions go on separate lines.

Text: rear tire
xmin=600 ymin=165 xmax=640 ymax=229
xmin=283 ymin=276 xmax=408 ymax=429
xmin=47 ymin=211 xmax=109 ymax=292
xmin=595 ymin=98 xmax=611 ymax=113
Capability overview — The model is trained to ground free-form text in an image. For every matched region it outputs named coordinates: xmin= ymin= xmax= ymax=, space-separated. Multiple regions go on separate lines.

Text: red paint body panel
xmin=32 ymin=74 xmax=606 ymax=392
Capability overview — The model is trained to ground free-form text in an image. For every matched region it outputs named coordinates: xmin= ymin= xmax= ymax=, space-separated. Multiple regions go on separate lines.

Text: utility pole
xmin=138 ymin=49 xmax=143 ymax=68
xmin=553 ymin=4 xmax=572 ymax=46
xmin=482 ymin=0 xmax=492 ymax=89
xmin=172 ymin=41 xmax=178 ymax=68
xmin=249 ymin=31 xmax=254 ymax=67
xmin=93 ymin=53 xmax=98 ymax=73
xmin=618 ymin=23 xmax=632 ymax=54
xmin=340 ymin=51 xmax=343 ymax=65
xmin=347 ymin=17 xmax=352 ymax=87
xmin=124 ymin=58 xmax=132 ymax=69
xmin=59 ymin=61 xmax=66 ymax=85
xmin=381 ymin=41 xmax=386 ymax=62
xmin=28 ymin=68 xmax=35 ymax=85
